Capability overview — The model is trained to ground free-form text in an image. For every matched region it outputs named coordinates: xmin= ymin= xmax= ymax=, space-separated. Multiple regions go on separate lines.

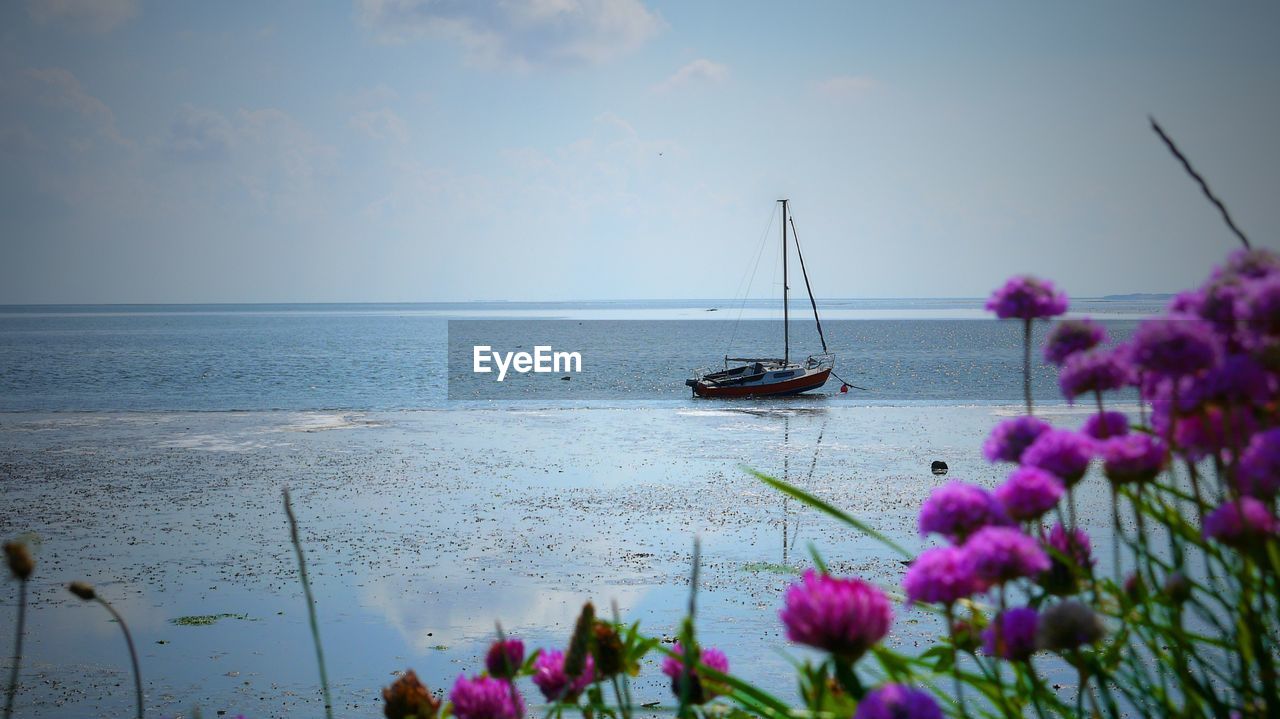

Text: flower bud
xmin=1036 ymin=600 xmax=1105 ymax=653
xmin=563 ymin=602 xmax=595 ymax=680
xmin=4 ymin=541 xmax=33 ymax=580
xmin=949 ymin=617 xmax=983 ymax=654
xmin=591 ymin=622 xmax=624 ymax=678
xmin=485 ymin=638 xmax=524 ymax=680
xmin=1123 ymin=572 xmax=1145 ymax=602
xmin=382 ymin=670 xmax=441 ymax=719
xmin=68 ymin=581 xmax=96 ymax=601
xmin=1162 ymin=572 xmax=1192 ymax=605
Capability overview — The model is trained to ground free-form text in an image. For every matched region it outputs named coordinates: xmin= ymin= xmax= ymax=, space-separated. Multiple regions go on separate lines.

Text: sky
xmin=1 ymin=0 xmax=1279 ymax=304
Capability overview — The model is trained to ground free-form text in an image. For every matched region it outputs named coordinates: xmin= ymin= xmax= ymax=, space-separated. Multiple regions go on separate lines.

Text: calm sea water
xmin=0 ymin=299 xmax=1161 ymax=411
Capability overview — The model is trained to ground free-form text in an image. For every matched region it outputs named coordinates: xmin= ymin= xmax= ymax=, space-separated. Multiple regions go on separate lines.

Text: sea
xmin=0 ymin=297 xmax=1162 ymax=411
xmin=0 ymin=298 xmax=1164 ymax=717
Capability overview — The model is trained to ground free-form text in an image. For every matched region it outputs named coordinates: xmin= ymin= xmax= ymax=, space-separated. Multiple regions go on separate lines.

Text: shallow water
xmin=0 ymin=404 xmax=1123 ymax=717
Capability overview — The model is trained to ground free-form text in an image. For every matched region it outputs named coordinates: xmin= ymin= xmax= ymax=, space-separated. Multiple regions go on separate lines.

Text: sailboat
xmin=685 ymin=199 xmax=835 ymax=398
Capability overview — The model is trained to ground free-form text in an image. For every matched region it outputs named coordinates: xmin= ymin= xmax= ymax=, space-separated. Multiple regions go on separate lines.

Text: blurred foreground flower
xmin=903 ymin=546 xmax=980 ymax=606
xmin=383 ymin=670 xmax=440 ymax=719
xmin=484 ymin=639 xmax=524 ymax=680
xmin=983 ymin=416 xmax=1050 ymax=463
xmin=853 ymin=683 xmax=942 ymax=719
xmin=1203 ymin=498 xmax=1278 ymax=549
xmin=982 ymin=607 xmax=1039 ymax=662
xmin=965 ymin=527 xmax=1050 ymax=585
xmin=449 ymin=675 xmax=524 ymax=719
xmin=661 ymin=642 xmax=728 ymax=704
xmin=1037 ymin=600 xmax=1105 ymax=653
xmin=780 ymin=570 xmax=892 ymax=661
xmin=1044 ymin=318 xmax=1108 ymax=366
xmin=985 ymin=276 xmax=1068 ymax=320
xmin=530 ymin=650 xmax=594 ymax=703
xmin=918 ymin=482 xmax=1008 ymax=542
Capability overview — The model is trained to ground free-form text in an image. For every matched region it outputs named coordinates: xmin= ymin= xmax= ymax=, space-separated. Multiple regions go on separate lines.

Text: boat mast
xmin=782 ymin=198 xmax=789 ymax=364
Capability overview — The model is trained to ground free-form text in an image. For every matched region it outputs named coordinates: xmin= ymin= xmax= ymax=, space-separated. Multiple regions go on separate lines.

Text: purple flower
xmin=918 ymin=481 xmax=1009 ymax=542
xmin=780 ymin=570 xmax=893 ymax=661
xmin=1201 ymin=280 xmax=1245 ymax=326
xmin=1164 ymin=405 xmax=1257 ymax=462
xmin=964 ymin=526 xmax=1050 ymax=585
xmin=531 ymin=650 xmax=594 ymax=703
xmin=485 ymin=638 xmax=525 ymax=679
xmin=1192 ymin=354 xmax=1277 ymax=405
xmin=1039 ymin=523 xmax=1093 ymax=595
xmin=983 ymin=416 xmax=1052 ymax=463
xmin=1058 ymin=349 xmax=1128 ymax=402
xmin=1129 ymin=317 xmax=1221 ymax=379
xmin=1101 ymin=434 xmax=1166 ymax=485
xmin=1218 ymin=247 xmax=1280 ymax=282
xmin=661 ymin=643 xmax=729 ymax=703
xmin=903 ymin=546 xmax=983 ymax=605
xmin=1240 ymin=273 xmax=1280 ymax=339
xmin=660 ymin=643 xmax=729 ymax=679
xmin=855 ymin=684 xmax=942 ymax=719
xmin=995 ymin=467 xmax=1064 ymax=521
xmin=1021 ymin=429 xmax=1094 ymax=486
xmin=982 ymin=607 xmax=1039 ymax=662
xmin=1043 ymin=319 xmax=1108 ymax=366
xmin=1238 ymin=428 xmax=1280 ymax=499
xmin=450 ymin=675 xmax=524 ymax=719
xmin=1082 ymin=411 xmax=1130 ymax=440
xmin=1203 ymin=498 xmax=1278 ymax=548
xmin=985 ymin=276 xmax=1069 ymax=320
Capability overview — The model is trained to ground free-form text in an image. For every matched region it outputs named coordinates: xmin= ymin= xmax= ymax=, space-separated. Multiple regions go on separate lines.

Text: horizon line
xmin=0 ymin=293 xmax=1176 ymax=308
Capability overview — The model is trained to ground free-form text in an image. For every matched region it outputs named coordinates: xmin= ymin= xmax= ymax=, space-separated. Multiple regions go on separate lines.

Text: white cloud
xmin=814 ymin=74 xmax=876 ymax=101
xmin=26 ymin=0 xmax=138 ymax=33
xmin=356 ymin=0 xmax=665 ymax=70
xmin=651 ymin=58 xmax=728 ymax=93
xmin=163 ymin=104 xmax=235 ymax=162
xmin=15 ymin=66 xmax=131 ymax=147
xmin=350 ymin=107 xmax=410 ymax=143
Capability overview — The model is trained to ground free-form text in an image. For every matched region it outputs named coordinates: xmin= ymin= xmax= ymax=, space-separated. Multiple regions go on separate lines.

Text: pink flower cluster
xmin=779 ymin=570 xmax=893 ymax=661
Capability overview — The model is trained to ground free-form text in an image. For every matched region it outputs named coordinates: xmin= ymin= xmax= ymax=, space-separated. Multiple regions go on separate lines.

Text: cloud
xmin=162 ymin=104 xmax=235 ymax=162
xmin=814 ymin=74 xmax=876 ymax=101
xmin=154 ymin=104 xmax=339 ymax=217
xmin=16 ymin=66 xmax=131 ymax=147
xmin=356 ymin=0 xmax=665 ymax=69
xmin=651 ymin=58 xmax=728 ymax=93
xmin=234 ymin=108 xmax=339 ymax=217
xmin=26 ymin=0 xmax=138 ymax=32
xmin=350 ymin=107 xmax=410 ymax=143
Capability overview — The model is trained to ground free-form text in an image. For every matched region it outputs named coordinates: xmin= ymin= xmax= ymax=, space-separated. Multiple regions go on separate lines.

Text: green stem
xmin=98 ymin=598 xmax=144 ymax=719
xmin=283 ymin=488 xmax=334 ymax=719
xmin=1023 ymin=318 xmax=1034 ymax=415
xmin=833 ymin=658 xmax=865 ymax=700
xmin=3 ymin=580 xmax=27 ymax=719
xmin=944 ymin=605 xmax=967 ymax=717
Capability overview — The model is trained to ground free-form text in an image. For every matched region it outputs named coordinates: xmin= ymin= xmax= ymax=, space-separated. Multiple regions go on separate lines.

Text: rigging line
xmin=792 ymin=416 xmax=828 ymax=550
xmin=725 ymin=203 xmax=778 ymax=358
xmin=787 ymin=202 xmax=867 ymax=392
xmin=1150 ymin=116 xmax=1250 ymax=250
xmin=786 ymin=211 xmax=828 ymax=353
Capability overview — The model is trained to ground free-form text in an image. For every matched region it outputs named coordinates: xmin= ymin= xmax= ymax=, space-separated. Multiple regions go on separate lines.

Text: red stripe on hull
xmin=693 ymin=368 xmax=831 ymax=398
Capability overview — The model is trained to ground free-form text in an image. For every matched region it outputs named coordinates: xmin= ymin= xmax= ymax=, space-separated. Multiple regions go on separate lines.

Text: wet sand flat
xmin=0 ymin=405 xmax=1116 ymax=717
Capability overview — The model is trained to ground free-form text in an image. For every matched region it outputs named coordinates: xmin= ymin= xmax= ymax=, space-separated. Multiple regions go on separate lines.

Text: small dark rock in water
xmin=931 ymin=461 xmax=948 ymax=475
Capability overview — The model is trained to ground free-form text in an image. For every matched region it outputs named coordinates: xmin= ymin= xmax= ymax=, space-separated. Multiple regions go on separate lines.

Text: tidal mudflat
xmin=0 ymin=404 xmax=1116 ymax=717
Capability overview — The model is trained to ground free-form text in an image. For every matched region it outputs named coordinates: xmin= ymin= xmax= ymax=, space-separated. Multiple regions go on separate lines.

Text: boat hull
xmin=691 ymin=367 xmax=831 ymax=398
